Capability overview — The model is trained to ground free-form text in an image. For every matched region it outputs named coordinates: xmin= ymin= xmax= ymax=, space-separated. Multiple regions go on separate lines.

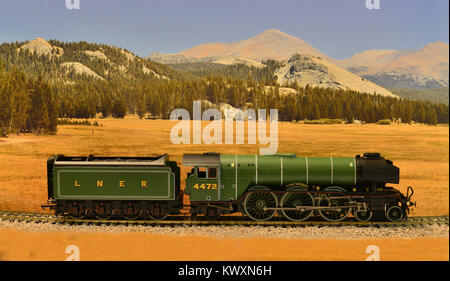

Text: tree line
xmin=52 ymin=76 xmax=448 ymax=125
xmin=0 ymin=65 xmax=57 ymax=136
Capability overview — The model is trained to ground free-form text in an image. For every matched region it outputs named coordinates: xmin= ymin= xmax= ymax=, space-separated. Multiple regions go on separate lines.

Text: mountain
xmin=19 ymin=37 xmax=64 ymax=57
xmin=3 ymin=36 xmax=445 ymax=100
xmin=149 ymin=29 xmax=395 ymax=96
xmin=275 ymin=54 xmax=396 ymax=97
xmin=150 ymin=29 xmax=334 ymax=63
xmin=151 ymin=29 xmax=448 ymax=92
xmin=1 ymin=38 xmax=181 ymax=83
xmin=149 ymin=52 xmax=264 ymax=68
xmin=149 ymin=52 xmax=208 ymax=64
xmin=338 ymin=42 xmax=449 ymax=89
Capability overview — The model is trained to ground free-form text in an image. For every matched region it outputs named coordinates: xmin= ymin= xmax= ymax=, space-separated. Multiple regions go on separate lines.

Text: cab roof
xmin=182 ymin=153 xmax=220 ymax=166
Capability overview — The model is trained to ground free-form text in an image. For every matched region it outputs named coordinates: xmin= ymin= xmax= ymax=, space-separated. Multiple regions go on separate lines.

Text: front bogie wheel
xmin=386 ymin=205 xmax=403 ymax=222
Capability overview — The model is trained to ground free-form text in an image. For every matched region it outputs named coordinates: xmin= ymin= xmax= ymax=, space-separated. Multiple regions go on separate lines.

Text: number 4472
xmin=193 ymin=183 xmax=218 ymax=190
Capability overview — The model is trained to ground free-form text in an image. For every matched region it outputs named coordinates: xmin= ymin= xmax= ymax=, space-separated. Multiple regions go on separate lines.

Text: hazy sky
xmin=0 ymin=0 xmax=448 ymax=59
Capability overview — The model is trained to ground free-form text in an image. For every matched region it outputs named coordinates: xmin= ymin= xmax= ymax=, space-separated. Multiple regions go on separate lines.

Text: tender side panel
xmin=53 ymin=166 xmax=175 ymax=200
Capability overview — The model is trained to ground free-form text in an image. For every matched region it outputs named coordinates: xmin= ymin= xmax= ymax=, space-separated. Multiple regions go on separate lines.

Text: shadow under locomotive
xmin=42 ymin=152 xmax=416 ymax=222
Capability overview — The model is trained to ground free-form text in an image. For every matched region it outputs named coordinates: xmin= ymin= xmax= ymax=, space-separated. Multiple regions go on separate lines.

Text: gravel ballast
xmin=0 ymin=219 xmax=448 ymax=240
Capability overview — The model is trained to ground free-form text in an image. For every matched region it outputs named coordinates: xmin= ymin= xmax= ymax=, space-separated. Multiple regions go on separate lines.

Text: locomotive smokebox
xmin=356 ymin=153 xmax=399 ymax=184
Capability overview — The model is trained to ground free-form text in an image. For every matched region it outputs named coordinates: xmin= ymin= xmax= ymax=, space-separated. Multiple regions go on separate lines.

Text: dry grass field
xmin=0 ymin=117 xmax=448 ymax=261
xmin=0 ymin=117 xmax=447 ymax=215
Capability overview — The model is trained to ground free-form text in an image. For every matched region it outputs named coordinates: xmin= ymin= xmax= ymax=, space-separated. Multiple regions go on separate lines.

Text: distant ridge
xmin=150 ymin=29 xmax=334 ymax=63
xmin=338 ymin=42 xmax=449 ymax=89
xmin=6 ymin=38 xmax=175 ymax=83
xmin=151 ymin=29 xmax=449 ymax=91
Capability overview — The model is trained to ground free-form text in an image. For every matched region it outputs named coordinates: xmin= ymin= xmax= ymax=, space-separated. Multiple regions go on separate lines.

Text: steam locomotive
xmin=42 ymin=152 xmax=415 ymax=222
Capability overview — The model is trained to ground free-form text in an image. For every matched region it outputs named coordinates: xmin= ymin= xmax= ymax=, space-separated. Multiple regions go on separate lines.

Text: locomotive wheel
xmin=386 ymin=205 xmax=403 ymax=222
xmin=122 ymin=202 xmax=140 ymax=220
xmin=68 ymin=201 xmax=87 ymax=219
xmin=317 ymin=191 xmax=351 ymax=222
xmin=243 ymin=191 xmax=278 ymax=221
xmin=354 ymin=209 xmax=373 ymax=222
xmin=95 ymin=202 xmax=112 ymax=220
xmin=280 ymin=192 xmax=314 ymax=222
xmin=147 ymin=203 xmax=168 ymax=221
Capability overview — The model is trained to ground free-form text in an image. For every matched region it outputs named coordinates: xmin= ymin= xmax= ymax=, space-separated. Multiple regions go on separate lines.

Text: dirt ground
xmin=0 ymin=228 xmax=447 ymax=261
xmin=0 ymin=117 xmax=448 ymax=261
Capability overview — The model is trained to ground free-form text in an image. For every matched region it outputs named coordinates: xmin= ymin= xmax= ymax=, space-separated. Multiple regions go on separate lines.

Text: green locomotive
xmin=42 ymin=152 xmax=415 ymax=222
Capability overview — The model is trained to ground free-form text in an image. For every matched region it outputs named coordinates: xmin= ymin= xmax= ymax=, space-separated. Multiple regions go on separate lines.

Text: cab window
xmin=197 ymin=167 xmax=207 ymax=178
xmin=196 ymin=167 xmax=217 ymax=179
xmin=208 ymin=167 xmax=217 ymax=179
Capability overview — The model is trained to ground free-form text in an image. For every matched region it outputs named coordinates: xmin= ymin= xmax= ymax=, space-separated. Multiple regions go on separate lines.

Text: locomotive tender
xmin=42 ymin=152 xmax=415 ymax=222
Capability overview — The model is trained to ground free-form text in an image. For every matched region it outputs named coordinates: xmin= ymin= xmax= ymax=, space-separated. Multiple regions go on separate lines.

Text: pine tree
xmin=425 ymin=108 xmax=438 ymax=125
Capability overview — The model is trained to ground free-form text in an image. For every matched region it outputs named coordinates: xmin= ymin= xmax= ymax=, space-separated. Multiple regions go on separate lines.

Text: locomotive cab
xmin=183 ymin=153 xmax=221 ymax=202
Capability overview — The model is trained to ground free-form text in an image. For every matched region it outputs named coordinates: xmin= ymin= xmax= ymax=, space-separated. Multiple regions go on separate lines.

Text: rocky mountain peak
xmin=19 ymin=38 xmax=63 ymax=57
xmin=275 ymin=53 xmax=396 ymax=97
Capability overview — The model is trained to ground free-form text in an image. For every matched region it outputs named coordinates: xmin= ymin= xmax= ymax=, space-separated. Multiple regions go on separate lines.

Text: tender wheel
xmin=147 ymin=202 xmax=168 ymax=221
xmin=354 ymin=209 xmax=373 ymax=222
xmin=318 ymin=191 xmax=351 ymax=222
xmin=243 ymin=191 xmax=278 ymax=221
xmin=280 ymin=192 xmax=314 ymax=222
xmin=386 ymin=205 xmax=403 ymax=222
xmin=68 ymin=201 xmax=87 ymax=219
xmin=122 ymin=202 xmax=140 ymax=220
xmin=95 ymin=202 xmax=112 ymax=220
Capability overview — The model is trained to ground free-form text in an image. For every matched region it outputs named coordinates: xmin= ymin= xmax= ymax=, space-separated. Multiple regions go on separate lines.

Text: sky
xmin=0 ymin=0 xmax=448 ymax=59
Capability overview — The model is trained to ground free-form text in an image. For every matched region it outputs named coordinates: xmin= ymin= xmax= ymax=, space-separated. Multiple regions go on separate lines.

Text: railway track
xmin=0 ymin=211 xmax=448 ymax=228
